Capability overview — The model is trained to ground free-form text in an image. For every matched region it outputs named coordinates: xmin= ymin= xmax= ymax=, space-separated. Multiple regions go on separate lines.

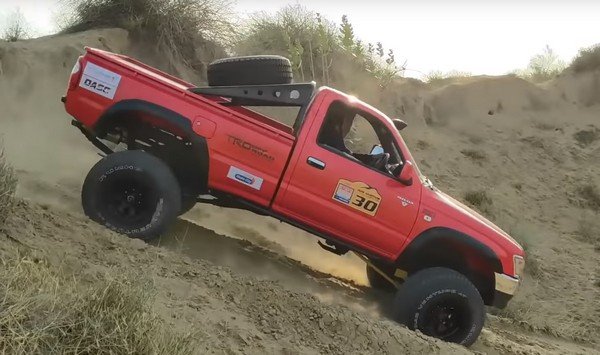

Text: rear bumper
xmin=492 ymin=272 xmax=520 ymax=309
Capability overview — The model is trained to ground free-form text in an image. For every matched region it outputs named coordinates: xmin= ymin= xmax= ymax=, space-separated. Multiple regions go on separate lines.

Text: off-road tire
xmin=393 ymin=267 xmax=484 ymax=346
xmin=207 ymin=55 xmax=293 ymax=86
xmin=366 ymin=263 xmax=398 ymax=292
xmin=82 ymin=150 xmax=181 ymax=241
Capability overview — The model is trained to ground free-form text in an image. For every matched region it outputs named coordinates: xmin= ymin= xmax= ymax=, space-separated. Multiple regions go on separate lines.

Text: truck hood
xmin=429 ymin=187 xmax=523 ymax=252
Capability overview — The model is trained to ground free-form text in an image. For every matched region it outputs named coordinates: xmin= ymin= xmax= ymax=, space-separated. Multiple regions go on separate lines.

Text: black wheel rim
xmin=421 ymin=297 xmax=470 ymax=340
xmin=99 ymin=176 xmax=159 ymax=228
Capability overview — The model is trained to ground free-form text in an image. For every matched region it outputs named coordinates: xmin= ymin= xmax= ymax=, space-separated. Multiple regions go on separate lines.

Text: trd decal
xmin=333 ymin=179 xmax=382 ymax=216
xmin=227 ymin=166 xmax=263 ymax=190
xmin=79 ymin=62 xmax=121 ymax=99
xmin=228 ymin=135 xmax=274 ymax=161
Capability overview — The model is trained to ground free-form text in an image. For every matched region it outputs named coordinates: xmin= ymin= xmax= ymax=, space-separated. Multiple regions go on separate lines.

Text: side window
xmin=344 ymin=114 xmax=381 ymax=154
xmin=317 ymin=101 xmax=403 ymax=172
xmin=317 ymin=101 xmax=382 ymax=154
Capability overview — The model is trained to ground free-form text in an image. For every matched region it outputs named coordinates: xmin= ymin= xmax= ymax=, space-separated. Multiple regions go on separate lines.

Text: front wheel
xmin=392 ymin=267 xmax=484 ymax=346
xmin=82 ymin=150 xmax=181 ymax=240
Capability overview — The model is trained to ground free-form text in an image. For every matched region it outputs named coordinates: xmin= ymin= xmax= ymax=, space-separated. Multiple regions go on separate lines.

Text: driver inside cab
xmin=318 ymin=104 xmax=391 ymax=172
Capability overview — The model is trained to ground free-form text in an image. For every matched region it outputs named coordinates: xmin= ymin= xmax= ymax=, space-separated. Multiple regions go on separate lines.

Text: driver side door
xmin=274 ymin=99 xmax=421 ymax=258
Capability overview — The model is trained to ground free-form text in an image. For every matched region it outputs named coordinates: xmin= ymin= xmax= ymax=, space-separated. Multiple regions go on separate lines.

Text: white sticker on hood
xmin=79 ymin=62 xmax=121 ymax=99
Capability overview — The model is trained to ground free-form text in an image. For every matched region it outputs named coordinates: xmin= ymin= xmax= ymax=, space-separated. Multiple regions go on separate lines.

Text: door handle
xmin=307 ymin=156 xmax=326 ymax=170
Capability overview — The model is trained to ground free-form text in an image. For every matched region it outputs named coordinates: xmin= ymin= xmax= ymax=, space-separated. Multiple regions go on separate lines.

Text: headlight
xmin=513 ymin=255 xmax=525 ymax=278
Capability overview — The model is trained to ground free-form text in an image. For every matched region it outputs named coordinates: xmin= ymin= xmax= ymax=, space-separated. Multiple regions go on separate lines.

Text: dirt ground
xmin=1 ymin=29 xmax=599 ymax=354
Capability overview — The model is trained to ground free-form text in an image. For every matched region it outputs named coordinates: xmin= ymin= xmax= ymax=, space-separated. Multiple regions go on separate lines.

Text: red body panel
xmin=65 ymin=48 xmax=294 ymax=207
xmin=273 ymin=89 xmax=421 ymax=259
xmin=64 ymin=48 xmax=524 ymax=278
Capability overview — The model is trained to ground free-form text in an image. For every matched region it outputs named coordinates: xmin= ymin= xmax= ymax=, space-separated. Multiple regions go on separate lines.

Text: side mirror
xmin=398 ymin=160 xmax=414 ymax=186
xmin=370 ymin=144 xmax=384 ymax=155
xmin=393 ymin=119 xmax=408 ymax=131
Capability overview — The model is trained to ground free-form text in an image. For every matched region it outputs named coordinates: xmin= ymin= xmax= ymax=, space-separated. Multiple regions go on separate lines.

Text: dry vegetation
xmin=463 ymin=190 xmax=493 ymax=214
xmin=514 ymin=45 xmax=566 ymax=82
xmin=424 ymin=70 xmax=472 ymax=85
xmin=1 ymin=9 xmax=30 ymax=42
xmin=506 ymin=227 xmax=542 ymax=278
xmin=0 ymin=257 xmax=194 ymax=354
xmin=573 ymin=126 xmax=599 ymax=147
xmin=460 ymin=149 xmax=487 ymax=163
xmin=235 ymin=4 xmax=403 ymax=88
xmin=576 ymin=214 xmax=600 ymax=245
xmin=569 ymin=44 xmax=600 ymax=73
xmin=577 ymin=183 xmax=600 ymax=212
xmin=0 ymin=148 xmax=193 ymax=354
xmin=0 ymin=148 xmax=16 ymax=226
xmin=63 ymin=0 xmax=233 ymax=65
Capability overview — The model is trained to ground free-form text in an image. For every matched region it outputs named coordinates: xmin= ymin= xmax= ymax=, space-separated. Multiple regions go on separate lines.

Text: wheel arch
xmin=94 ymin=99 xmax=195 ymax=139
xmin=396 ymin=227 xmax=503 ymax=305
xmin=93 ymin=99 xmax=210 ymax=195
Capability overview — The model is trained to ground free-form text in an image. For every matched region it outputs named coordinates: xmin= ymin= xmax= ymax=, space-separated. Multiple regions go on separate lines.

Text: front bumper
xmin=492 ymin=272 xmax=520 ymax=308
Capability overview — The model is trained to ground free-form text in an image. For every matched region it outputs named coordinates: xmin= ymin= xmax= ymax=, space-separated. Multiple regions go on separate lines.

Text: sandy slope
xmin=1 ymin=201 xmax=475 ymax=354
xmin=1 ymin=29 xmax=599 ymax=353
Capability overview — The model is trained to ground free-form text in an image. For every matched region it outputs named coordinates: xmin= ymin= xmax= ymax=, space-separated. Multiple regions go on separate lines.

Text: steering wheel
xmin=371 ymin=153 xmax=390 ymax=170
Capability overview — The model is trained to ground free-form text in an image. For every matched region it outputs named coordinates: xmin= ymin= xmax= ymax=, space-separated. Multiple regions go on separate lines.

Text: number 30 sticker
xmin=332 ymin=179 xmax=381 ymax=216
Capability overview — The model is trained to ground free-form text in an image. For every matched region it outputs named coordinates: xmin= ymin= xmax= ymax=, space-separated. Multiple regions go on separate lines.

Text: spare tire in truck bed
xmin=207 ymin=55 xmax=293 ymax=86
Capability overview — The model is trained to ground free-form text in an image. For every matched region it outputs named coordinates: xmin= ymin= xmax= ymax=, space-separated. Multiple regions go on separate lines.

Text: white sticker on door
xmin=79 ymin=62 xmax=122 ymax=99
xmin=227 ymin=166 xmax=264 ymax=190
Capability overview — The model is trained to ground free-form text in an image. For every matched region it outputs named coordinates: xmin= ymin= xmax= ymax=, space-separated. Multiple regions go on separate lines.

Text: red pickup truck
xmin=63 ymin=48 xmax=525 ymax=346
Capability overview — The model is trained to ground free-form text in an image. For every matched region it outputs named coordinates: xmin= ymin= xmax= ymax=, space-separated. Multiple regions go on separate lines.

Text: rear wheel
xmin=82 ymin=150 xmax=181 ymax=240
xmin=392 ymin=267 xmax=484 ymax=346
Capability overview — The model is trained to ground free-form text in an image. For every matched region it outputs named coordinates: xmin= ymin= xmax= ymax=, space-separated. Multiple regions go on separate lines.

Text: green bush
xmin=235 ymin=5 xmax=403 ymax=87
xmin=514 ymin=45 xmax=566 ymax=82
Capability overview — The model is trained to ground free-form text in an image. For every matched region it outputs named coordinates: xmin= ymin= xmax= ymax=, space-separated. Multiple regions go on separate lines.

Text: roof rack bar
xmin=189 ymin=82 xmax=316 ymax=107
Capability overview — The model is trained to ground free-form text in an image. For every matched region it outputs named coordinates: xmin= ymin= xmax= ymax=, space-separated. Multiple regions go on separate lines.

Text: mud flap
xmin=353 ymin=251 xmax=401 ymax=290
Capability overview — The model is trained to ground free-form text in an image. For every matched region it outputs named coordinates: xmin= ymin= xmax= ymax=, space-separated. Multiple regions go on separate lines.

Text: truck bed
xmin=83 ymin=48 xmax=295 ymax=139
xmin=66 ymin=48 xmax=298 ymax=206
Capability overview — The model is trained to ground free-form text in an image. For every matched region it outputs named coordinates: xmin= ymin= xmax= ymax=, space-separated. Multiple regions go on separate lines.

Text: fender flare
xmin=93 ymin=99 xmax=209 ymax=191
xmin=94 ymin=99 xmax=193 ymax=139
xmin=396 ymin=226 xmax=503 ymax=274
